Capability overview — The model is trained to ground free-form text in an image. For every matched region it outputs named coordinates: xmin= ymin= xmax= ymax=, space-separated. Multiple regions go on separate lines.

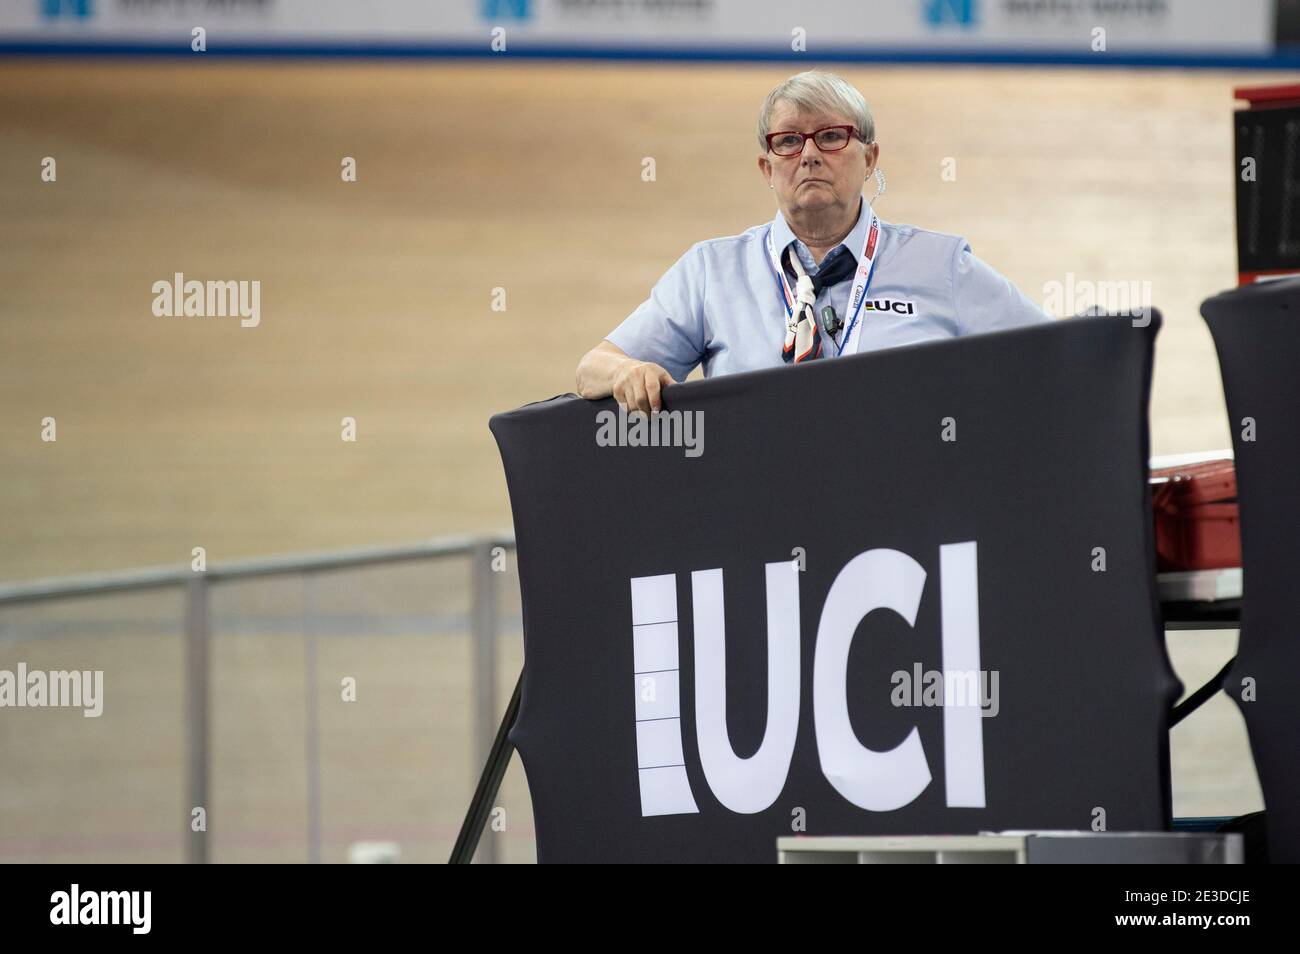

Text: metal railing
xmin=0 ymin=530 xmax=517 ymax=864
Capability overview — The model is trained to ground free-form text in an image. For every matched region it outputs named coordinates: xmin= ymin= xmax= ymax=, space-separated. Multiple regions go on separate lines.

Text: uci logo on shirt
xmin=863 ymin=298 xmax=916 ymax=315
xmin=850 ymin=289 xmax=917 ymax=315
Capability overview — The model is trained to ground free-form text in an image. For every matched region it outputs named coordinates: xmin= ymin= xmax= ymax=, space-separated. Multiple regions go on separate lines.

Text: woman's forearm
xmin=576 ymin=340 xmax=635 ymax=400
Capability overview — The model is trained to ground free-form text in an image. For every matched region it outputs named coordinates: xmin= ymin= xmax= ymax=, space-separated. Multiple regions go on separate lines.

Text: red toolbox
xmin=1150 ymin=458 xmax=1241 ymax=571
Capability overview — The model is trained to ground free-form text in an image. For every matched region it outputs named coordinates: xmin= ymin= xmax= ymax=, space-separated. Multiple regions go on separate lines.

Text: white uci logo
xmin=630 ymin=541 xmax=985 ymax=816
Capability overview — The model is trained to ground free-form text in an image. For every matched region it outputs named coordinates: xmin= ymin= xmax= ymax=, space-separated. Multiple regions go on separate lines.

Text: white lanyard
xmin=765 ymin=206 xmax=881 ymax=356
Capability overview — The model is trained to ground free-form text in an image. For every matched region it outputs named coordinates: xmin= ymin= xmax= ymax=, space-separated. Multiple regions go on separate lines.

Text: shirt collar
xmin=771 ymin=194 xmax=870 ymax=274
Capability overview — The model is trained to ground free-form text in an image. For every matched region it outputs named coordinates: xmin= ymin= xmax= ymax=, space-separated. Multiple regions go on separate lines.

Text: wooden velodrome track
xmin=0 ymin=60 xmax=1284 ymax=861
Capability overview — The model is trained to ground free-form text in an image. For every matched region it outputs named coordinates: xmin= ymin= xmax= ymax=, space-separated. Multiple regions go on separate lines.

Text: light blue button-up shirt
xmin=606 ymin=195 xmax=1051 ymax=382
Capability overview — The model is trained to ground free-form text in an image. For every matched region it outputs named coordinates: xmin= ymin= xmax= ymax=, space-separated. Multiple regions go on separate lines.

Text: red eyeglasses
xmin=765 ymin=125 xmax=865 ymax=157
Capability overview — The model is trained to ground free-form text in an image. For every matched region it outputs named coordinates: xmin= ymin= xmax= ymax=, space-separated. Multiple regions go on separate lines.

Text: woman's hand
xmin=611 ymin=359 xmax=674 ymax=415
xmin=577 ymin=341 xmax=675 ymax=414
